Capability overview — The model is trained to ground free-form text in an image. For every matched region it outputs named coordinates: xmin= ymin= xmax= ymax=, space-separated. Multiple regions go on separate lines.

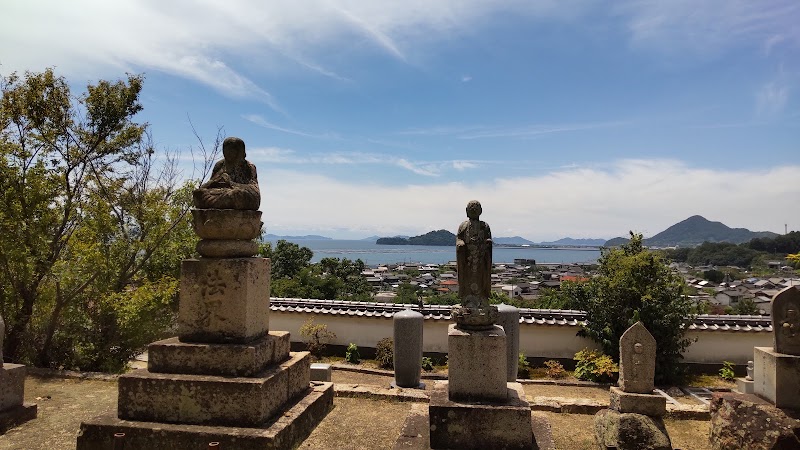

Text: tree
xmin=732 ymin=298 xmax=759 ymax=315
xmin=572 ymin=232 xmax=695 ymax=384
xmin=0 ymin=69 xmax=211 ymax=370
xmin=260 ymin=240 xmax=312 ymax=279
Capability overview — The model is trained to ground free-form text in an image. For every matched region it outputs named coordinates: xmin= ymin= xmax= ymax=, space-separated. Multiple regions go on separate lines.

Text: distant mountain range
xmin=493 ymin=236 xmax=535 ymax=245
xmin=604 ymin=215 xmax=779 ymax=247
xmin=538 ymin=237 xmax=606 ymax=246
xmin=264 ymin=234 xmax=332 ymax=240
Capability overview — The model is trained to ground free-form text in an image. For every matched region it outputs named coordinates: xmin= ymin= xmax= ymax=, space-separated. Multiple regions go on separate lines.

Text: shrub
xmin=299 ymin=318 xmax=336 ymax=358
xmin=574 ymin=348 xmax=618 ymax=383
xmin=719 ymin=361 xmax=735 ymax=381
xmin=375 ymin=337 xmax=394 ymax=369
xmin=345 ymin=343 xmax=360 ymax=364
xmin=517 ymin=352 xmax=530 ymax=379
xmin=544 ymin=360 xmax=567 ymax=379
xmin=421 ymin=356 xmax=434 ymax=372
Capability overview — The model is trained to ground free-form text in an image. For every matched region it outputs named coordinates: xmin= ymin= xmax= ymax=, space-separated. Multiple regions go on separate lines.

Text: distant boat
xmin=521 ymin=244 xmax=530 ymax=247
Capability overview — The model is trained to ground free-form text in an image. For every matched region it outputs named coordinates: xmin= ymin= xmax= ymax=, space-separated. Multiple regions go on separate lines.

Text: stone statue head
xmin=222 ymin=137 xmax=246 ymax=163
xmin=466 ymin=200 xmax=482 ymax=220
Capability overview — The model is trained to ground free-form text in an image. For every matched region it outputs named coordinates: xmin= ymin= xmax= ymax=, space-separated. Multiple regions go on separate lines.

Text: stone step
xmin=148 ymin=332 xmax=290 ymax=377
xmin=77 ymin=382 xmax=333 ymax=450
xmin=118 ymin=351 xmax=310 ymax=427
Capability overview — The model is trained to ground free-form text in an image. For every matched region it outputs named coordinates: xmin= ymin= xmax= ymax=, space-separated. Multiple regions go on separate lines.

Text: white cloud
xmin=259 ymin=160 xmax=800 ymax=240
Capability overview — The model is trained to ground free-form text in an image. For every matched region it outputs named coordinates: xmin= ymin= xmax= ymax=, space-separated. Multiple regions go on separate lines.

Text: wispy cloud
xmin=260 ymin=160 xmax=800 ymax=240
xmin=246 ymin=147 xmax=477 ymax=177
xmin=756 ymin=81 xmax=790 ymax=116
xmin=397 ymin=121 xmax=628 ymax=139
xmin=242 ymin=114 xmax=338 ymax=139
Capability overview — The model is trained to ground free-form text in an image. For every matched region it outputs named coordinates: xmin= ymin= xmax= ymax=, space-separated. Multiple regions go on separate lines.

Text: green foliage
xmin=732 ymin=298 xmax=759 ymax=315
xmin=394 ymin=282 xmax=421 ymax=304
xmin=517 ymin=352 xmax=530 ymax=379
xmin=573 ymin=349 xmax=618 ymax=383
xmin=572 ymin=233 xmax=694 ymax=384
xmin=345 ymin=343 xmax=360 ymax=364
xmin=544 ymin=360 xmax=567 ymax=379
xmin=421 ymin=356 xmax=434 ymax=372
xmin=748 ymin=231 xmax=800 ymax=254
xmin=375 ymin=337 xmax=394 ymax=369
xmin=719 ymin=361 xmax=735 ymax=381
xmin=261 ymin=240 xmax=313 ymax=279
xmin=0 ymin=69 xmax=201 ymax=371
xmin=703 ymin=269 xmax=725 ymax=284
xmin=299 ymin=318 xmax=336 ymax=358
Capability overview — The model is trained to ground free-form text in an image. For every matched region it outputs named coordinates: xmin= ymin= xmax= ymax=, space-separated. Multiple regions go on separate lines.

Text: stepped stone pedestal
xmin=78 ymin=165 xmax=332 ymax=449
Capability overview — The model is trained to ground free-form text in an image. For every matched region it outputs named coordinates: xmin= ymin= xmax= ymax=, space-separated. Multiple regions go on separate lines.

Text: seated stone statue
xmin=193 ymin=137 xmax=260 ymax=210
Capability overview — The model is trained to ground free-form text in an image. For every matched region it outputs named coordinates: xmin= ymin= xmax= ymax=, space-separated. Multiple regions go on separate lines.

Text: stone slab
xmin=0 ymin=403 xmax=37 ymax=435
xmin=447 ymin=324 xmax=508 ymax=402
xmin=753 ymin=346 xmax=800 ymax=409
xmin=77 ymin=382 xmax=333 ymax=450
xmin=594 ymin=409 xmax=672 ymax=450
xmin=609 ymin=386 xmax=666 ymax=417
xmin=497 ymin=304 xmax=521 ymax=382
xmin=735 ymin=377 xmax=755 ymax=394
xmin=118 ymin=352 xmax=309 ymax=427
xmin=618 ymin=321 xmax=657 ymax=394
xmin=196 ymin=239 xmax=259 ymax=258
xmin=395 ymin=402 xmax=554 ymax=450
xmin=178 ymin=257 xmax=271 ymax=344
xmin=394 ymin=309 xmax=424 ymax=388
xmin=429 ymin=381 xmax=533 ymax=449
xmin=148 ymin=332 xmax=290 ymax=377
xmin=310 ymin=363 xmax=332 ymax=382
xmin=709 ymin=391 xmax=800 ymax=450
xmin=0 ymin=364 xmax=26 ymax=411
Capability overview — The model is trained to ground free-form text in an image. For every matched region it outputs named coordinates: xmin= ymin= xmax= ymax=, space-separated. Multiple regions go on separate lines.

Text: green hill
xmin=377 ymin=229 xmax=456 ymax=246
xmin=604 ymin=216 xmax=778 ymax=247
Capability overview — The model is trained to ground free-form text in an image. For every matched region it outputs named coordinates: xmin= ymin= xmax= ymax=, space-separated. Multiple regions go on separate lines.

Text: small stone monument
xmin=497 ymin=303 xmax=521 ymax=382
xmin=0 ymin=314 xmax=37 ymax=434
xmin=734 ymin=360 xmax=754 ymax=394
xmin=393 ymin=309 xmax=425 ymax=389
xmin=427 ymin=201 xmax=536 ymax=449
xmin=77 ymin=137 xmax=333 ymax=449
xmin=753 ymin=285 xmax=800 ymax=409
xmin=710 ymin=286 xmax=800 ymax=449
xmin=595 ymin=321 xmax=671 ymax=450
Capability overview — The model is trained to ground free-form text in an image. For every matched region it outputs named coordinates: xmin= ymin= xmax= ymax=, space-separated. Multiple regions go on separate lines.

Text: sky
xmin=2 ymin=0 xmax=799 ymax=241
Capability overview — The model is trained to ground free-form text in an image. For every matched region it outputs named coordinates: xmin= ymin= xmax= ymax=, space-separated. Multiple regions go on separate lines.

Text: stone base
xmin=77 ymin=382 xmax=333 ymax=450
xmin=0 ymin=364 xmax=27 ymax=411
xmin=753 ymin=346 xmax=800 ymax=409
xmin=196 ymin=239 xmax=259 ymax=258
xmin=148 ymin=332 xmax=290 ymax=377
xmin=447 ymin=324 xmax=507 ymax=402
xmin=0 ymin=403 xmax=38 ymax=435
xmin=396 ymin=402 xmax=554 ymax=450
xmin=609 ymin=386 xmax=666 ymax=417
xmin=178 ymin=257 xmax=271 ymax=344
xmin=310 ymin=363 xmax=332 ymax=382
xmin=118 ymin=352 xmax=310 ymax=427
xmin=709 ymin=391 xmax=800 ymax=450
xmin=429 ymin=381 xmax=533 ymax=449
xmin=594 ymin=409 xmax=672 ymax=450
xmin=735 ymin=377 xmax=755 ymax=394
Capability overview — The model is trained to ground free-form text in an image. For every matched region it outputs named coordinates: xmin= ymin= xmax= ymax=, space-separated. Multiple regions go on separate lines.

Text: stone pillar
xmin=496 ymin=304 xmax=520 ymax=382
xmin=393 ymin=309 xmax=424 ymax=389
xmin=447 ymin=324 xmax=507 ymax=402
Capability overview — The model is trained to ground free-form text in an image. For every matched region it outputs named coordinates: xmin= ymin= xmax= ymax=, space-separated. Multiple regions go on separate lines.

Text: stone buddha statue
xmin=192 ymin=137 xmax=260 ymax=210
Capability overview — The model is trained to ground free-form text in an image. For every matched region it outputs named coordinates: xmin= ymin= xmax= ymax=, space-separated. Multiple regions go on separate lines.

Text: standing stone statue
xmin=452 ymin=200 xmax=498 ymax=329
xmin=773 ymin=285 xmax=800 ymax=356
xmin=193 ymin=136 xmax=260 ymax=210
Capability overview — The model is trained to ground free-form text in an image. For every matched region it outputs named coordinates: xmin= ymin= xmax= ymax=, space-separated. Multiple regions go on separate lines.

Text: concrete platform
xmin=148 ymin=332 xmax=290 ymax=377
xmin=77 ymin=382 xmax=333 ymax=450
xmin=118 ymin=351 xmax=309 ymax=426
xmin=428 ymin=381 xmax=535 ymax=449
xmin=395 ymin=402 xmax=554 ymax=450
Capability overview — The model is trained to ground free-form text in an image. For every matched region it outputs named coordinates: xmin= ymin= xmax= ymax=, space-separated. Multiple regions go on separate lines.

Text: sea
xmin=264 ymin=239 xmax=600 ymax=267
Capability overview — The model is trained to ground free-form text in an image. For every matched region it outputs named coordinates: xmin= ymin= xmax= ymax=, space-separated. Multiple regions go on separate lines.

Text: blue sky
xmin=2 ymin=1 xmax=799 ymax=240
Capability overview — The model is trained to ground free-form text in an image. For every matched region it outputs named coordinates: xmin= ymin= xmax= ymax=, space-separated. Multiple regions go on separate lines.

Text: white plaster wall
xmin=271 ymin=310 xmax=770 ymax=364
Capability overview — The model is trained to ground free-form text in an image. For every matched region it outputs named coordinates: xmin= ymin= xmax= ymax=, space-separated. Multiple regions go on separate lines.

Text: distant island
xmin=265 ymin=234 xmax=332 ymax=240
xmin=604 ymin=215 xmax=779 ymax=247
xmin=377 ymin=229 xmax=456 ymax=246
xmin=538 ymin=237 xmax=607 ymax=247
